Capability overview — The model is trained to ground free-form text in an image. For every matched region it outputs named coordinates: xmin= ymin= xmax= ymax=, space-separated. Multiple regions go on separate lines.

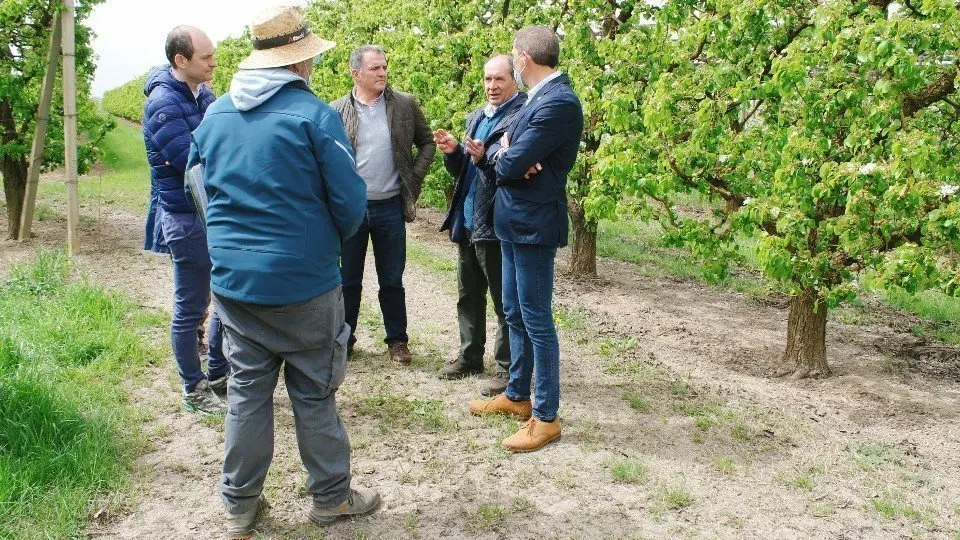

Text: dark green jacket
xmin=331 ymin=87 xmax=436 ymax=222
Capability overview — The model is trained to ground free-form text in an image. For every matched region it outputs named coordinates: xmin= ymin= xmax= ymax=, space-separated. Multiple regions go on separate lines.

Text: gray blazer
xmin=331 ymin=87 xmax=436 ymax=222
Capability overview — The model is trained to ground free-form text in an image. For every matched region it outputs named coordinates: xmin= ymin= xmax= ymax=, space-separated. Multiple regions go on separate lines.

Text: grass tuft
xmin=609 ymin=457 xmax=648 ymax=484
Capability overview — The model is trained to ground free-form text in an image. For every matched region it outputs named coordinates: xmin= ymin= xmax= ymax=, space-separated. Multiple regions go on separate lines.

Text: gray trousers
xmin=214 ymin=287 xmax=352 ymax=515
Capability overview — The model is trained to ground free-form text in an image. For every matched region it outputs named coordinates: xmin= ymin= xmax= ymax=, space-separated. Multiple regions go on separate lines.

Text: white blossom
xmin=859 ymin=163 xmax=879 ymax=175
xmin=939 ymin=184 xmax=959 ymax=197
xmin=742 ymin=197 xmax=753 ymax=206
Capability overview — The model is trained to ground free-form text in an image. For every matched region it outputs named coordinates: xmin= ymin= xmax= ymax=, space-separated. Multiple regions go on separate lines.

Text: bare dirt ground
xmin=2 ymin=197 xmax=959 ymax=540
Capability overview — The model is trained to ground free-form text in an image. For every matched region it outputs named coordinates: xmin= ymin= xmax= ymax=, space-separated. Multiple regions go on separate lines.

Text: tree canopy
xmin=0 ymin=0 xmax=111 ymax=239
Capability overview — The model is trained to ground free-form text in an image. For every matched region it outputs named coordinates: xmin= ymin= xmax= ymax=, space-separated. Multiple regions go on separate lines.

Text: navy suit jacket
xmin=493 ymin=73 xmax=583 ymax=247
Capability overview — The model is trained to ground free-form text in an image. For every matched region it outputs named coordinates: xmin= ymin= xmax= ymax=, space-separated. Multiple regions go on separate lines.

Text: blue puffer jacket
xmin=188 ymin=79 xmax=367 ymax=305
xmin=142 ymin=66 xmax=215 ymax=252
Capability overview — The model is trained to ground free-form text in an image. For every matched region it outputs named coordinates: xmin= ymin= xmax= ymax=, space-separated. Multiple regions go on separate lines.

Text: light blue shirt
xmin=525 ymin=71 xmax=563 ymax=104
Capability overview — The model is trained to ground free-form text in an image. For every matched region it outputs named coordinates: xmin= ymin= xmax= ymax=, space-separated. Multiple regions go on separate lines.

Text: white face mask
xmin=513 ymin=54 xmax=526 ymax=89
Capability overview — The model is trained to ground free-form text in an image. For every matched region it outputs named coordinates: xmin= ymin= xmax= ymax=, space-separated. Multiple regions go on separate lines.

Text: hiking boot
xmin=482 ymin=372 xmax=509 ymax=396
xmin=225 ymin=493 xmax=268 ymax=539
xmin=437 ymin=358 xmax=483 ymax=380
xmin=182 ymin=379 xmax=227 ymax=416
xmin=209 ymin=375 xmax=228 ymax=401
xmin=468 ymin=393 xmax=532 ymax=420
xmin=388 ymin=342 xmax=412 ymax=364
xmin=308 ymin=487 xmax=381 ymax=525
xmin=503 ymin=417 xmax=562 ymax=453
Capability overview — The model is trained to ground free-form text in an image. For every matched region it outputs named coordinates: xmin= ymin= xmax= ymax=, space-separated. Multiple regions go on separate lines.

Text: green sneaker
xmin=308 ymin=487 xmax=381 ymax=525
xmin=182 ymin=379 xmax=227 ymax=416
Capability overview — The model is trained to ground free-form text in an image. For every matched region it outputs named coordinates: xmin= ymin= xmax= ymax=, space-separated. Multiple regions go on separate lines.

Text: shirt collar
xmin=352 ymin=88 xmax=384 ymax=108
xmin=525 ymin=71 xmax=562 ymax=104
xmin=483 ymin=92 xmax=520 ymax=118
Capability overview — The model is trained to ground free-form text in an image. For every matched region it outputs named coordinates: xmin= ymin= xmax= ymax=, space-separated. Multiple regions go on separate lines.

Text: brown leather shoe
xmin=388 ymin=342 xmax=412 ymax=364
xmin=481 ymin=372 xmax=509 ymax=397
xmin=502 ymin=417 xmax=561 ymax=453
xmin=468 ymin=393 xmax=531 ymax=420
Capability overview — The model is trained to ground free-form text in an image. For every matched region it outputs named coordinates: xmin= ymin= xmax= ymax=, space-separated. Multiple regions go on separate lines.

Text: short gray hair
xmin=514 ymin=26 xmax=559 ymax=68
xmin=349 ymin=45 xmax=386 ymax=71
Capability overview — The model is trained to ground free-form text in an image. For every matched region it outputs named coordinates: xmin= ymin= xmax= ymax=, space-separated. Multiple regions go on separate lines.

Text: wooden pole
xmin=62 ymin=0 xmax=80 ymax=255
xmin=18 ymin=12 xmax=63 ymax=241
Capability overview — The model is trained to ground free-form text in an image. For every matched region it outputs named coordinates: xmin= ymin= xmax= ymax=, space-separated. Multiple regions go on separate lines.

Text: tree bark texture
xmin=1 ymin=158 xmax=27 ymax=239
xmin=568 ymin=195 xmax=598 ymax=276
xmin=781 ymin=288 xmax=829 ymax=379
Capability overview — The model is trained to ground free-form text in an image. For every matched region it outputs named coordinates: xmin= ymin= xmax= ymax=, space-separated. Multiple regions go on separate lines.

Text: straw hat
xmin=238 ymin=5 xmax=336 ymax=70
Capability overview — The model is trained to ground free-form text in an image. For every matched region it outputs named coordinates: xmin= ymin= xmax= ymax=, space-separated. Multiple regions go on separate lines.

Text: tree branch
xmin=902 ymin=70 xmax=958 ymax=118
xmin=902 ymin=0 xmax=927 ymax=17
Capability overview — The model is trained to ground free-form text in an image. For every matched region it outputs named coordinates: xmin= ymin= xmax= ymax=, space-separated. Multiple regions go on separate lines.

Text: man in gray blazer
xmin=331 ymin=45 xmax=436 ymax=364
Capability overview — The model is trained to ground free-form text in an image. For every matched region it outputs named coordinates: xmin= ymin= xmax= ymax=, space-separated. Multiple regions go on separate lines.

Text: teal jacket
xmin=188 ymin=81 xmax=366 ymax=305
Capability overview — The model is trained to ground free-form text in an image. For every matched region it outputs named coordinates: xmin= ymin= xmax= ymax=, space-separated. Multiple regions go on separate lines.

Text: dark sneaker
xmin=183 ymin=379 xmax=227 ymax=416
xmin=388 ymin=342 xmax=412 ymax=364
xmin=308 ymin=487 xmax=381 ymax=525
xmin=225 ymin=493 xmax=268 ymax=539
xmin=482 ymin=372 xmax=509 ymax=397
xmin=209 ymin=375 xmax=228 ymax=401
xmin=437 ymin=359 xmax=483 ymax=380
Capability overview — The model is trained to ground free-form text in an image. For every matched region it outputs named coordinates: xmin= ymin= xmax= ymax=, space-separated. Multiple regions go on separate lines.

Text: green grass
xmin=884 ymin=287 xmax=960 ymax=344
xmin=623 ymin=391 xmax=652 ymax=412
xmin=596 ymin=219 xmax=775 ymax=298
xmin=356 ymin=394 xmax=454 ymax=434
xmin=660 ymin=485 xmax=695 ymax=510
xmin=406 ymin=241 xmax=457 ymax=274
xmin=0 ymin=251 xmax=161 ymax=539
xmin=714 ymin=457 xmax=735 ymax=474
xmin=870 ymin=492 xmax=923 ymax=521
xmin=609 ymin=457 xmax=648 ymax=484
xmin=36 ymin=119 xmax=149 ymax=214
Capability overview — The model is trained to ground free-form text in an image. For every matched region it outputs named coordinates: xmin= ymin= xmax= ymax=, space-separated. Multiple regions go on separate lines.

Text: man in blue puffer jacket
xmin=142 ymin=25 xmax=227 ymax=415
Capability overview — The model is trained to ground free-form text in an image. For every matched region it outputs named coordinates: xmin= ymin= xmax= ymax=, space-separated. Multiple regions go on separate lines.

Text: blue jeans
xmin=341 ymin=195 xmax=408 ymax=346
xmin=160 ymin=210 xmax=228 ymax=393
xmin=501 ymin=241 xmax=560 ymax=421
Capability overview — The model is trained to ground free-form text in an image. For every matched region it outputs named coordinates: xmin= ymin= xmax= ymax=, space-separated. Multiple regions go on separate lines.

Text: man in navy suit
xmin=468 ymin=26 xmax=584 ymax=453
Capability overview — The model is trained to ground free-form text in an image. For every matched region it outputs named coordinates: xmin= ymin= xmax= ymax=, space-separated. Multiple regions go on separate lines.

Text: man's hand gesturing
xmin=433 ymin=129 xmax=459 ymax=154
xmin=464 ymin=138 xmax=485 ymax=164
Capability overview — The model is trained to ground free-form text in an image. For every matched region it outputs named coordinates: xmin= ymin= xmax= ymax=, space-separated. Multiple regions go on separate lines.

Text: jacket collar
xmin=525 ymin=72 xmax=569 ymax=104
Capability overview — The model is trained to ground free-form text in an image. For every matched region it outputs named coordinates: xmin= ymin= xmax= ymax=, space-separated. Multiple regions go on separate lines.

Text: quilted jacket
xmin=439 ymin=93 xmax=525 ymax=244
xmin=142 ymin=65 xmax=215 ymax=252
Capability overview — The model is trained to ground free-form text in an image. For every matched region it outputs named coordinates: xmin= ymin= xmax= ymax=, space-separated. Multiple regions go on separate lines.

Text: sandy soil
xmin=2 ymin=201 xmax=958 ymax=540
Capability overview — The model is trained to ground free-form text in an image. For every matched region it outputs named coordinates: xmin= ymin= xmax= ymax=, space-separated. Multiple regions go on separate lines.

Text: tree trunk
xmin=1 ymin=158 xmax=27 ymax=240
xmin=781 ymin=288 xmax=829 ymax=379
xmin=568 ymin=195 xmax=597 ymax=276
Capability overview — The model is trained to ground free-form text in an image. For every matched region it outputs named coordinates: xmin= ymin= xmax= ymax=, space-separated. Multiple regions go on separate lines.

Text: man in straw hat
xmin=331 ymin=45 xmax=436 ymax=365
xmin=187 ymin=5 xmax=381 ymax=538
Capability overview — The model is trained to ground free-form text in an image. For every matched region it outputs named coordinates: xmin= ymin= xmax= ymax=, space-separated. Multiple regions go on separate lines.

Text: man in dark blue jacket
xmin=188 ymin=6 xmax=380 ymax=536
xmin=468 ymin=26 xmax=584 ymax=453
xmin=435 ymin=55 xmax=525 ymax=396
xmin=142 ymin=25 xmax=227 ymax=415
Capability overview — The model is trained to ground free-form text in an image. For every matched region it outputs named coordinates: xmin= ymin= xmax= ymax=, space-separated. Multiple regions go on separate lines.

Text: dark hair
xmin=165 ymin=26 xmax=195 ymax=66
xmin=514 ymin=26 xmax=560 ymax=68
